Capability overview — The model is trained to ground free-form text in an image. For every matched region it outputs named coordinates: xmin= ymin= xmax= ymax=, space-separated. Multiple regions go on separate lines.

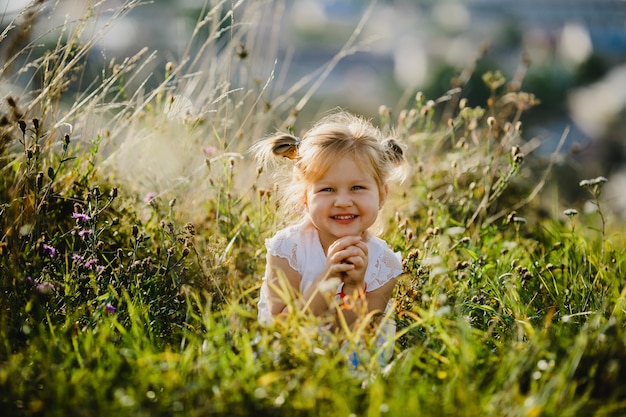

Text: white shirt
xmin=258 ymin=219 xmax=403 ymax=324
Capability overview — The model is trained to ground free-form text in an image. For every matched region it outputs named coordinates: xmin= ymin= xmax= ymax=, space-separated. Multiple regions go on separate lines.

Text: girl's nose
xmin=334 ymin=191 xmax=353 ymax=207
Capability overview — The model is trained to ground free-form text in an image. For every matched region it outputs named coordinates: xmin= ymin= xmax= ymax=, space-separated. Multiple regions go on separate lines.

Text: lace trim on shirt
xmin=265 ymin=234 xmax=301 ymax=275
xmin=367 ymin=246 xmax=403 ymax=291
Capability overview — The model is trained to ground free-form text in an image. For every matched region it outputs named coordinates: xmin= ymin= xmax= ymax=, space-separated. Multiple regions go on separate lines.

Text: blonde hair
xmin=251 ymin=110 xmax=407 ymax=221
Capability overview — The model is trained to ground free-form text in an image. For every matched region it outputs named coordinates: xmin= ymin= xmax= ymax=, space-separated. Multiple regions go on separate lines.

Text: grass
xmin=1 ymin=1 xmax=626 ymax=416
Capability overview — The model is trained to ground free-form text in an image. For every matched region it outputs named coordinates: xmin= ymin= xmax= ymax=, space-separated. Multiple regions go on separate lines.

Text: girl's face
xmin=304 ymin=156 xmax=387 ymax=252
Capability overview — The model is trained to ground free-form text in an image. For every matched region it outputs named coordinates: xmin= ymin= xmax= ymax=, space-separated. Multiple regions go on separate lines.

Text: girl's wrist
xmin=337 ymin=283 xmax=367 ymax=300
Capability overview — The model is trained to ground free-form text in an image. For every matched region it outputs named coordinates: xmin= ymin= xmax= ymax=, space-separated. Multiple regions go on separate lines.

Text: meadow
xmin=1 ymin=1 xmax=625 ymax=416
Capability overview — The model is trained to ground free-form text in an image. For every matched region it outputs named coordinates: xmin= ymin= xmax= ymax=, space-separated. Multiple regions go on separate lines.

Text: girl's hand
xmin=339 ymin=240 xmax=368 ymax=288
xmin=323 ymin=236 xmax=368 ymax=288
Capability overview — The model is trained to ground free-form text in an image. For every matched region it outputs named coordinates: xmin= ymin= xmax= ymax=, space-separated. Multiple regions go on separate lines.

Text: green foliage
xmin=1 ymin=1 xmax=625 ymax=416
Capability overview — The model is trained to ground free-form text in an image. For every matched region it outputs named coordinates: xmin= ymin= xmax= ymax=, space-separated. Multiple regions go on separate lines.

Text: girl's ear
xmin=379 ymin=184 xmax=389 ymax=209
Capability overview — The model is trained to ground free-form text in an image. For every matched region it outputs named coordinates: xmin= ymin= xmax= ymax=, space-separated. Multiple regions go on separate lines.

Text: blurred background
xmin=2 ymin=0 xmax=626 ymax=214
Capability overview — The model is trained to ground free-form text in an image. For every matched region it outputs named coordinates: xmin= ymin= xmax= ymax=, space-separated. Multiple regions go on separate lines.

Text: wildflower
xmin=482 ymin=70 xmax=506 ymax=90
xmin=502 ymin=92 xmax=541 ymax=111
xmin=579 ymin=177 xmax=608 ymax=187
xmin=72 ymin=254 xmax=84 ymax=263
xmin=36 ymin=281 xmax=55 ymax=294
xmin=72 ymin=212 xmax=91 ymax=223
xmin=78 ymin=229 xmax=93 ymax=238
xmin=203 ymin=146 xmax=218 ymax=157
xmin=42 ymin=244 xmax=57 ymax=258
xmin=105 ymin=303 xmax=116 ymax=313
xmin=143 ymin=192 xmax=157 ymax=203
xmin=85 ymin=258 xmax=99 ymax=269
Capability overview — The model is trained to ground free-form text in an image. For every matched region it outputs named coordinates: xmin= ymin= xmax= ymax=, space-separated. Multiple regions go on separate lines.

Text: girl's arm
xmin=265 ymin=254 xmax=301 ymax=316
xmin=265 ymin=254 xmax=336 ymax=317
xmin=339 ymin=278 xmax=397 ymax=326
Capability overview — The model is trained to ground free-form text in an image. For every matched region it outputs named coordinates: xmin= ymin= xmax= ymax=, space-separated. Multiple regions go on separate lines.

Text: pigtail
xmin=383 ymin=138 xmax=409 ymax=183
xmin=250 ymin=133 xmax=300 ymax=168
xmin=383 ymin=139 xmax=404 ymax=165
xmin=270 ymin=134 xmax=300 ymax=160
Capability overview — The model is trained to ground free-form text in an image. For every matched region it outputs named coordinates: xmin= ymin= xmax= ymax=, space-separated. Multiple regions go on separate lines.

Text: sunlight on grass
xmin=1 ymin=1 xmax=626 ymax=416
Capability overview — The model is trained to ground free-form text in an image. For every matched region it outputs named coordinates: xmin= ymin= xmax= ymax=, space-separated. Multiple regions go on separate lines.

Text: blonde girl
xmin=253 ymin=110 xmax=406 ymax=330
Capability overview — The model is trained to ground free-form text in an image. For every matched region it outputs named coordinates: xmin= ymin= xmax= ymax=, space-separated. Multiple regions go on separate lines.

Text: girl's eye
xmin=352 ymin=185 xmax=364 ymax=190
xmin=320 ymin=187 xmax=333 ymax=192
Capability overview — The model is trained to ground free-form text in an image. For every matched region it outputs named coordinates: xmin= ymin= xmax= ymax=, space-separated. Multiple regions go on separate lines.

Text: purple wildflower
xmin=85 ymin=258 xmax=99 ymax=269
xmin=143 ymin=192 xmax=157 ymax=203
xmin=72 ymin=254 xmax=84 ymax=264
xmin=105 ymin=303 xmax=116 ymax=313
xmin=42 ymin=244 xmax=57 ymax=258
xmin=203 ymin=146 xmax=218 ymax=157
xmin=78 ymin=229 xmax=93 ymax=238
xmin=71 ymin=212 xmax=91 ymax=223
xmin=36 ymin=281 xmax=55 ymax=294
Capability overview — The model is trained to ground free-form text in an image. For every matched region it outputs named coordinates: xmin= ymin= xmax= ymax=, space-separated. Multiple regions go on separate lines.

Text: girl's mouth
xmin=332 ymin=215 xmax=357 ymax=220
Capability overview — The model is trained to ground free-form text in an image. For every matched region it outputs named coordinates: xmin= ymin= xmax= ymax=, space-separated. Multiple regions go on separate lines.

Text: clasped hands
xmin=323 ymin=234 xmax=368 ymax=296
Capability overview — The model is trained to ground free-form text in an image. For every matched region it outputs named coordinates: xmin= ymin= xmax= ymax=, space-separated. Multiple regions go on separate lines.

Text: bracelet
xmin=337 ymin=283 xmax=367 ymax=300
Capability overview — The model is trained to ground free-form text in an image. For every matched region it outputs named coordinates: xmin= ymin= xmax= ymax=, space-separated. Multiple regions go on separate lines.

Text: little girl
xmin=252 ymin=110 xmax=407 ymax=339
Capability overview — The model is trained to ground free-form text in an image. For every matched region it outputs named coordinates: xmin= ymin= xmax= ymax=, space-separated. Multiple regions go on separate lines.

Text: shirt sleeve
xmin=265 ymin=227 xmax=302 ymax=275
xmin=365 ymin=239 xmax=403 ymax=292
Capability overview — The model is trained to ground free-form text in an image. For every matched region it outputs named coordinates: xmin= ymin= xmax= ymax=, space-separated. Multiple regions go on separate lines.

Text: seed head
xmin=236 ymin=43 xmax=248 ymax=59
xmin=398 ymin=109 xmax=407 ymax=124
